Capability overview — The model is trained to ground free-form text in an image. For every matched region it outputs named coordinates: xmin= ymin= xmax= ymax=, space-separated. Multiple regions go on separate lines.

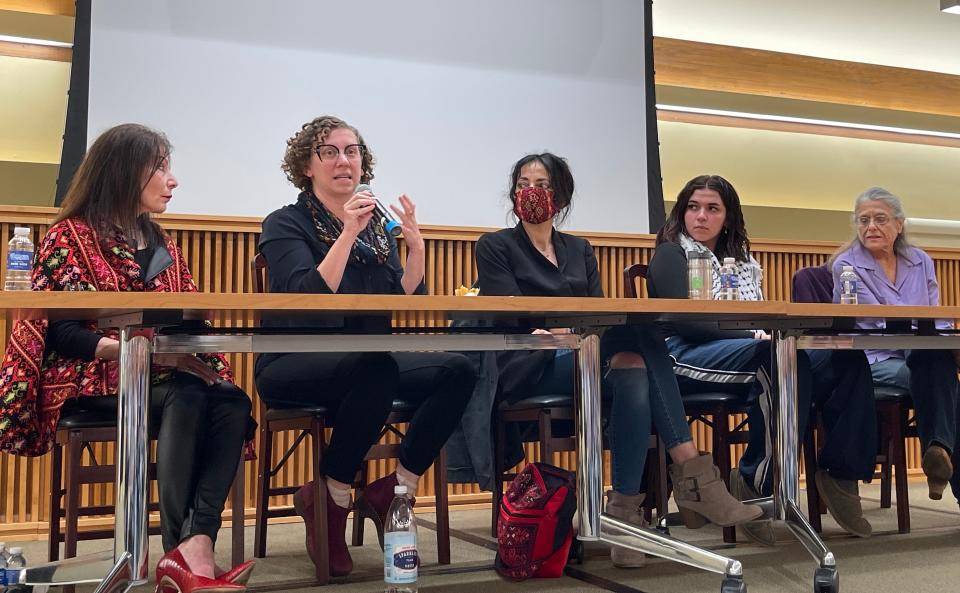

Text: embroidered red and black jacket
xmin=0 ymin=218 xmax=233 ymax=456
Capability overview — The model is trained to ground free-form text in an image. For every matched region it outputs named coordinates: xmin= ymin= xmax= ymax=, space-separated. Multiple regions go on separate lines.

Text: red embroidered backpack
xmin=495 ymin=462 xmax=577 ymax=580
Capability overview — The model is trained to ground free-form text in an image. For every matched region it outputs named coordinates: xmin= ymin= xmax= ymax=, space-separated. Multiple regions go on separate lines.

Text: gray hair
xmin=832 ymin=186 xmax=912 ymax=263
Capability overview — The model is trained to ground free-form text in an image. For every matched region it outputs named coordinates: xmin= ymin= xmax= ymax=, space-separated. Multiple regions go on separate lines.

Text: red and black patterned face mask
xmin=513 ymin=186 xmax=556 ymax=224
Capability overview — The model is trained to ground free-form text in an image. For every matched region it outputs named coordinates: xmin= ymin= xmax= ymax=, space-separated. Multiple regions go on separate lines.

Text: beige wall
xmin=0 ymin=161 xmax=58 ymax=205
xmin=658 ymin=120 xmax=960 ymax=220
xmin=663 ymin=201 xmax=854 ymax=243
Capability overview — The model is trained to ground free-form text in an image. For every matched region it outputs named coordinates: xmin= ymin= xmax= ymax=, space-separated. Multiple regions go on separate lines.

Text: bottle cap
xmin=8 ymin=546 xmax=22 ymax=554
xmin=13 ymin=227 xmax=29 ymax=235
xmin=723 ymin=257 xmax=735 ymax=264
xmin=394 ymin=484 xmax=408 ymax=495
xmin=842 ymin=265 xmax=854 ymax=272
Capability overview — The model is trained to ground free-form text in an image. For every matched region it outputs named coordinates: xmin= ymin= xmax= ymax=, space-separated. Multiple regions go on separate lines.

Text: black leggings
xmin=62 ymin=372 xmax=252 ymax=552
xmin=255 ymin=351 xmax=476 ymax=483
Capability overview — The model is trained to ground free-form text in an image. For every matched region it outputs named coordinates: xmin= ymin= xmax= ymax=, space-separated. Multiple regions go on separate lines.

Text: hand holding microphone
xmin=355 ymin=183 xmax=402 ymax=237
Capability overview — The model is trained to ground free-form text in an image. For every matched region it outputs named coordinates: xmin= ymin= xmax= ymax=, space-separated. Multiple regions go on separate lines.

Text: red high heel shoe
xmin=154 ymin=549 xmax=246 ymax=593
xmin=353 ymin=472 xmax=416 ymax=550
xmin=219 ymin=560 xmax=255 ymax=586
xmin=293 ymin=481 xmax=353 ymax=576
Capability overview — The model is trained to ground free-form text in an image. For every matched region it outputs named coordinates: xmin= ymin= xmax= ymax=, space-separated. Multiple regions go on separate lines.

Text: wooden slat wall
xmin=2 ymin=209 xmax=958 ymax=537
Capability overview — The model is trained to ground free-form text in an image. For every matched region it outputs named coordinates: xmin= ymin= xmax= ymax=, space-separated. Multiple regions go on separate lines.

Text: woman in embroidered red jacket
xmin=0 ymin=124 xmax=254 ymax=593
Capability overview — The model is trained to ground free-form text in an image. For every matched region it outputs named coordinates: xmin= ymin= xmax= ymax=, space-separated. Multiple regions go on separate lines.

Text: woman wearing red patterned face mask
xmin=475 ymin=155 xmax=761 ymax=569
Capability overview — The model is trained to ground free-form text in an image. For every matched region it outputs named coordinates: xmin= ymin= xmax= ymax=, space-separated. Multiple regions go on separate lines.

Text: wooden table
xmin=9 ymin=293 xmax=951 ymax=593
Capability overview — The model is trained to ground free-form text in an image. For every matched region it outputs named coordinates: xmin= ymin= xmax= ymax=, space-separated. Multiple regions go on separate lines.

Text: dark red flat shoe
xmin=353 ymin=472 xmax=417 ymax=550
xmin=154 ymin=549 xmax=245 ymax=593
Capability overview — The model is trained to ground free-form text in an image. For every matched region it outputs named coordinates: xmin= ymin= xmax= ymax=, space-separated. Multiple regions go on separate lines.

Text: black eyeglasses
xmin=315 ymin=144 xmax=366 ymax=162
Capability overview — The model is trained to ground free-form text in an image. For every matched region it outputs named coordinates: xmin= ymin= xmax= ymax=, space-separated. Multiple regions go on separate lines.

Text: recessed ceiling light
xmin=0 ymin=34 xmax=72 ymax=48
xmin=942 ymin=0 xmax=960 ymax=14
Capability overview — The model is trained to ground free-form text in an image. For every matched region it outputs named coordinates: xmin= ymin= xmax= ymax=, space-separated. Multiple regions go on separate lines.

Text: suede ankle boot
xmin=354 ymin=472 xmax=417 ymax=550
xmin=293 ymin=481 xmax=353 ymax=577
xmin=669 ymin=453 xmax=764 ymax=528
xmin=605 ymin=491 xmax=647 ymax=568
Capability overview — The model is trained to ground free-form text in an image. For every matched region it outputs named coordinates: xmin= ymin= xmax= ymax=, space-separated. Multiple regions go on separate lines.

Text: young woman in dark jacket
xmin=477 ymin=155 xmax=760 ymax=568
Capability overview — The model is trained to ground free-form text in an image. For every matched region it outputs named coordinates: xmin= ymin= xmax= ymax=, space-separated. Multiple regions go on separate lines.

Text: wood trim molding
xmin=0 ymin=39 xmax=70 ymax=61
xmin=0 ymin=0 xmax=74 ymax=17
xmin=658 ymin=109 xmax=960 ymax=150
xmin=654 ymin=37 xmax=960 ymax=119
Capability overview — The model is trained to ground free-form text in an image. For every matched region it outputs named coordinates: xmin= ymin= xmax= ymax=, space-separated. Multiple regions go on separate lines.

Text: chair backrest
xmin=623 ymin=263 xmax=649 ymax=299
xmin=791 ymin=264 xmax=833 ymax=304
xmin=252 ymin=253 xmax=268 ymax=294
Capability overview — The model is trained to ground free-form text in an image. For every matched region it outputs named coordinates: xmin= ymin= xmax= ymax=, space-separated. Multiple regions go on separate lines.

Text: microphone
xmin=355 ymin=183 xmax=401 ymax=237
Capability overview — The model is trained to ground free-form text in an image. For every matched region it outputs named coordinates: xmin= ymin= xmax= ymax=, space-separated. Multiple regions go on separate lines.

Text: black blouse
xmin=475 ymin=224 xmax=603 ymax=398
xmin=476 ymin=224 xmax=603 ymax=299
xmin=256 ymin=201 xmax=426 ymax=334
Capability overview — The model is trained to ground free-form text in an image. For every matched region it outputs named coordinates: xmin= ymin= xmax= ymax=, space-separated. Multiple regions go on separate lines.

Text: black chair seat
xmin=499 ymin=394 xmax=572 ymax=411
xmin=682 ymin=391 xmax=747 ymax=409
xmin=57 ymin=396 xmax=161 ymax=434
xmin=265 ymin=399 xmax=418 ymax=423
xmin=874 ymin=386 xmax=911 ymax=402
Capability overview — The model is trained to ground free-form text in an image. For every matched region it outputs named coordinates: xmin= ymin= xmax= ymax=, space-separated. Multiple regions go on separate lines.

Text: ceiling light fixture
xmin=0 ymin=34 xmax=73 ymax=48
xmin=942 ymin=0 xmax=960 ymax=14
xmin=656 ymin=104 xmax=960 ymax=141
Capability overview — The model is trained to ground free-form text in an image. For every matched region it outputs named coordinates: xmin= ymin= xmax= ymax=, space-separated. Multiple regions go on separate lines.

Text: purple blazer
xmin=831 ymin=241 xmax=943 ymax=364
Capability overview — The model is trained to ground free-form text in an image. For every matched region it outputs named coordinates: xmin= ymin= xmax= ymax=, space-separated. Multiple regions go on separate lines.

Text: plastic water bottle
xmin=1 ymin=547 xmax=24 ymax=589
xmin=718 ymin=257 xmax=740 ymax=301
xmin=384 ymin=485 xmax=418 ymax=593
xmin=687 ymin=251 xmax=713 ymax=300
xmin=839 ymin=265 xmax=859 ymax=304
xmin=4 ymin=227 xmax=33 ymax=291
xmin=0 ymin=543 xmax=7 ymax=590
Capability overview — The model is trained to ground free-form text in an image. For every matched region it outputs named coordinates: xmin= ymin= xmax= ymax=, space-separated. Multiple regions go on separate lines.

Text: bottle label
xmin=7 ymin=250 xmax=32 ymax=272
xmin=720 ymin=272 xmax=738 ymax=289
xmin=384 ymin=532 xmax=418 ymax=584
xmin=843 ymin=279 xmax=857 ymax=295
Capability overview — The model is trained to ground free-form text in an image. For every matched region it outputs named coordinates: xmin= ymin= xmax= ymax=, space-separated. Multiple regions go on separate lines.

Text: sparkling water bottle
xmin=687 ymin=251 xmax=712 ymax=300
xmin=839 ymin=265 xmax=859 ymax=304
xmin=718 ymin=257 xmax=740 ymax=301
xmin=4 ymin=227 xmax=33 ymax=291
xmin=384 ymin=485 xmax=418 ymax=593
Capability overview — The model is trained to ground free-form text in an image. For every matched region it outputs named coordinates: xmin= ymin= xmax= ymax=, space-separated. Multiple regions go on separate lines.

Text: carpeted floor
xmin=15 ymin=480 xmax=960 ymax=592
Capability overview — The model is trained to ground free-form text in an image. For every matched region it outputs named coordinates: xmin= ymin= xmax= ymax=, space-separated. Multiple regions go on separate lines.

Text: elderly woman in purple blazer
xmin=832 ymin=186 xmax=960 ymax=503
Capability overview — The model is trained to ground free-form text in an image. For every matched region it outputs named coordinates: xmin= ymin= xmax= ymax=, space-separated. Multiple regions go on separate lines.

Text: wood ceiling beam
xmin=654 ymin=37 xmax=960 ymax=119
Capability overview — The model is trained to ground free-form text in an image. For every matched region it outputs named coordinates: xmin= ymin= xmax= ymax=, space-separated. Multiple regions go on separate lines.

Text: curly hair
xmin=281 ymin=115 xmax=376 ymax=191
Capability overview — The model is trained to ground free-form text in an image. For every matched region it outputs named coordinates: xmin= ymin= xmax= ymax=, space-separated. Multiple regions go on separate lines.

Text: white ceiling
xmin=654 ymin=0 xmax=960 ymax=76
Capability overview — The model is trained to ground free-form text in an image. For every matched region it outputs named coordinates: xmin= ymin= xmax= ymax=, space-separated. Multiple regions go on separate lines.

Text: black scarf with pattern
xmin=297 ymin=190 xmax=391 ymax=265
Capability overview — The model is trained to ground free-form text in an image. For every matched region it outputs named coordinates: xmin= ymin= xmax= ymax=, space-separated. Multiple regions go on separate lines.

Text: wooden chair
xmin=49 ymin=398 xmax=246 ymax=593
xmin=624 ymin=263 xmax=750 ymax=543
xmin=250 ymin=253 xmax=451 ymax=584
xmin=793 ymin=265 xmax=914 ymax=533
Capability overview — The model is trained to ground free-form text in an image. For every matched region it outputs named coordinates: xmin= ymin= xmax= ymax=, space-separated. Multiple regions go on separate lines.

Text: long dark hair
xmin=656 ymin=174 xmax=750 ymax=262
xmin=56 ymin=123 xmax=169 ymax=246
xmin=507 ymin=153 xmax=575 ymax=225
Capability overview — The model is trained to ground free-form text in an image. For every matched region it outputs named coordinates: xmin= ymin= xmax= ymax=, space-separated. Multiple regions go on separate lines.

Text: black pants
xmin=63 ymin=372 xmax=252 ymax=552
xmin=154 ymin=373 xmax=252 ymax=551
xmin=255 ymin=352 xmax=476 ymax=483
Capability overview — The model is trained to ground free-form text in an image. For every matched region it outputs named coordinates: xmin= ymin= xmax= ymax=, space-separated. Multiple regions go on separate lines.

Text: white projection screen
xmin=87 ymin=0 xmax=658 ymax=233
